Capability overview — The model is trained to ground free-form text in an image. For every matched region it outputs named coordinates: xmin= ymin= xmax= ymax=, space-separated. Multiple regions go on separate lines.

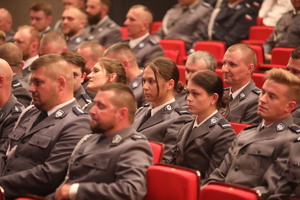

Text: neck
xmin=103 ymin=122 xmax=131 ymax=136
xmin=196 ymin=107 xmax=217 ymax=124
xmin=0 ymin=92 xmax=10 ymax=107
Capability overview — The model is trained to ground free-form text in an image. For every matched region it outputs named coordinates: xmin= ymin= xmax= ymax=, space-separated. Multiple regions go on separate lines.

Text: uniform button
xmin=21 ymin=139 xmax=26 ymax=144
xmin=74 ymin=161 xmax=79 ymax=166
xmin=234 ymin=167 xmax=239 ymax=171
xmin=78 ymin=152 xmax=83 ymax=155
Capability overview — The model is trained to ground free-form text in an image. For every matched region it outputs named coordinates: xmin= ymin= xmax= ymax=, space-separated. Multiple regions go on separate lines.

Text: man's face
xmin=85 ymin=0 xmax=102 ymax=25
xmin=62 ymin=9 xmax=83 ymax=37
xmin=29 ymin=66 xmax=60 ymax=111
xmin=124 ymin=8 xmax=147 ymax=39
xmin=0 ymin=13 xmax=10 ymax=32
xmin=29 ymin=10 xmax=52 ymax=32
xmin=286 ymin=58 xmax=300 ymax=79
xmin=13 ymin=29 xmax=32 ymax=60
xmin=70 ymin=63 xmax=85 ymax=92
xmin=222 ymin=49 xmax=252 ymax=89
xmin=89 ymin=90 xmax=118 ymax=133
xmin=258 ymin=79 xmax=292 ymax=125
xmin=185 ymin=58 xmax=208 ymax=81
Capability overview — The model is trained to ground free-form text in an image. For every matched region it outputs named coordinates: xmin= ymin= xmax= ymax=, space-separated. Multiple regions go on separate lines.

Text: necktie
xmin=139 ymin=109 xmax=152 ymax=128
xmin=31 ymin=111 xmax=48 ymax=129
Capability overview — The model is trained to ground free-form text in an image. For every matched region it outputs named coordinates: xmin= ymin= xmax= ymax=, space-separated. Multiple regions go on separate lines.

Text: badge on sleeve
xmin=112 ymin=135 xmax=122 ymax=144
xmin=75 ymin=37 xmax=82 ymax=44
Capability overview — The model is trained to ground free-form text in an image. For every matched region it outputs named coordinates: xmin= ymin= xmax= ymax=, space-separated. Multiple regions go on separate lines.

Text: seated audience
xmin=0 ymin=8 xmax=15 ymax=42
xmin=39 ymin=32 xmax=67 ymax=56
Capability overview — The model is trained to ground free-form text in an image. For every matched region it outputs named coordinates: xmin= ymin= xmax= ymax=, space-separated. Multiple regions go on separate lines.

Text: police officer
xmin=104 ymin=43 xmax=146 ymax=108
xmin=62 ymin=6 xmax=90 ymax=51
xmin=124 ymin=5 xmax=164 ymax=68
xmin=54 ymin=83 xmax=152 ymax=200
xmin=153 ymin=0 xmax=213 ymax=52
xmin=0 ymin=59 xmax=24 ymax=146
xmin=205 ymin=68 xmax=300 ymax=199
xmin=221 ymin=44 xmax=261 ymax=125
xmin=0 ymin=54 xmax=91 ymax=199
xmin=61 ymin=51 xmax=93 ymax=112
xmin=85 ymin=0 xmax=122 ymax=47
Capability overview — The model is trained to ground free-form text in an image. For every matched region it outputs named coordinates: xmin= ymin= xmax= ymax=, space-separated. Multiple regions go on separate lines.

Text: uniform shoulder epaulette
xmin=294 ymin=136 xmax=300 ymax=142
xmin=143 ymin=103 xmax=151 ymax=108
xmin=12 ymin=80 xmax=22 ymax=89
xmin=252 ymin=88 xmax=261 ymax=95
xmin=108 ymin=22 xmax=116 ymax=28
xmin=218 ymin=118 xmax=232 ymax=129
xmin=289 ymin=125 xmax=300 ymax=134
xmin=175 ymin=107 xmax=190 ymax=115
xmin=224 ymin=87 xmax=230 ymax=91
xmin=11 ymin=105 xmax=23 ymax=114
xmin=149 ymin=38 xmax=158 ymax=45
xmin=202 ymin=1 xmax=211 ymax=8
xmin=131 ymin=134 xmax=147 ymax=141
xmin=244 ymin=124 xmax=259 ymax=130
xmin=72 ymin=106 xmax=88 ymax=116
xmin=81 ymin=93 xmax=92 ymax=104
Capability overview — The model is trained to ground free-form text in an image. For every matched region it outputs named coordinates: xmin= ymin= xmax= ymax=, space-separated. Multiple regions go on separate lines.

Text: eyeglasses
xmin=286 ymin=67 xmax=300 ymax=75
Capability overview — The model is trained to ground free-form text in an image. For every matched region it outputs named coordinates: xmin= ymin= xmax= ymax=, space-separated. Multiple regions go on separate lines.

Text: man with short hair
xmin=61 ymin=51 xmax=93 ymax=112
xmin=0 ymin=59 xmax=24 ymax=146
xmin=0 ymin=54 xmax=91 ymax=199
xmin=85 ymin=0 xmax=122 ymax=47
xmin=39 ymin=32 xmax=67 ymax=56
xmin=0 ymin=42 xmax=32 ymax=107
xmin=124 ymin=5 xmax=164 ymax=68
xmin=104 ymin=42 xmax=146 ymax=107
xmin=221 ymin=43 xmax=261 ymax=125
xmin=29 ymin=1 xmax=53 ymax=37
xmin=62 ymin=6 xmax=89 ymax=51
xmin=0 ymin=8 xmax=15 ymax=42
xmin=54 ymin=83 xmax=152 ymax=200
xmin=13 ymin=25 xmax=40 ymax=83
xmin=205 ymin=68 xmax=300 ymax=199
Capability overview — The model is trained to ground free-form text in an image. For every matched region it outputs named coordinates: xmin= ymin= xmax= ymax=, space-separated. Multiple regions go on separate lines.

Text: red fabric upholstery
xmin=240 ymin=26 xmax=274 ymax=45
xmin=159 ymin=39 xmax=187 ymax=64
xmin=229 ymin=122 xmax=251 ymax=135
xmin=148 ymin=141 xmax=164 ymax=165
xmin=193 ymin=41 xmax=226 ymax=65
xmin=164 ymin=49 xmax=179 ymax=63
xmin=120 ymin=27 xmax=128 ymax=40
xmin=150 ymin=21 xmax=162 ymax=35
xmin=177 ymin=65 xmax=186 ymax=85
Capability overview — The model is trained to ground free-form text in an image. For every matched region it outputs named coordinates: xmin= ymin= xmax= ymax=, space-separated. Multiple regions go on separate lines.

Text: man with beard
xmin=54 ymin=83 xmax=152 ymax=200
xmin=61 ymin=6 xmax=90 ymax=51
xmin=85 ymin=0 xmax=122 ymax=47
xmin=0 ymin=54 xmax=91 ymax=199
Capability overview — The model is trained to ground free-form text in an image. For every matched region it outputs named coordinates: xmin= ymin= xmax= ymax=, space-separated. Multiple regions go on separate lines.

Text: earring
xmin=211 ymin=102 xmax=214 ymax=105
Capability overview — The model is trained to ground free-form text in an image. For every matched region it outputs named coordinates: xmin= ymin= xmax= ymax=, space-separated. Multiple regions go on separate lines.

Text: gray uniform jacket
xmin=66 ymin=29 xmax=90 ymax=51
xmin=212 ymin=0 xmax=260 ymax=47
xmin=12 ymin=74 xmax=32 ymax=107
xmin=223 ymin=80 xmax=262 ymax=125
xmin=0 ymin=100 xmax=91 ymax=199
xmin=292 ymin=102 xmax=300 ymax=126
xmin=153 ymin=0 xmax=213 ymax=51
xmin=205 ymin=115 xmax=300 ymax=199
xmin=123 ymin=36 xmax=164 ymax=68
xmin=64 ymin=126 xmax=152 ymax=200
xmin=263 ymin=12 xmax=300 ymax=54
xmin=87 ymin=16 xmax=122 ymax=47
xmin=128 ymin=73 xmax=146 ymax=108
xmin=172 ymin=112 xmax=236 ymax=180
xmin=133 ymin=101 xmax=192 ymax=163
xmin=0 ymin=95 xmax=24 ymax=146
xmin=268 ymin=135 xmax=300 ymax=200
xmin=74 ymin=85 xmax=93 ymax=113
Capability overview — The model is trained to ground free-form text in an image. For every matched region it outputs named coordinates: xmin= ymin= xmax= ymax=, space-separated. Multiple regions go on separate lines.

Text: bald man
xmin=0 ymin=42 xmax=32 ymax=107
xmin=39 ymin=32 xmax=67 ymax=56
xmin=0 ymin=8 xmax=15 ymax=42
xmin=61 ymin=6 xmax=89 ymax=51
xmin=0 ymin=59 xmax=24 ymax=146
xmin=123 ymin=5 xmax=164 ymax=68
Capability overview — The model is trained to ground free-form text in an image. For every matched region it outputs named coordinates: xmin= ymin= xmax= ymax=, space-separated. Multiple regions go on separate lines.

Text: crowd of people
xmin=0 ymin=0 xmax=300 ymax=199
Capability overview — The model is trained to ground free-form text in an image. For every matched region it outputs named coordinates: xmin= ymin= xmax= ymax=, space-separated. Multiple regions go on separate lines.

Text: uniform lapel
xmin=229 ymin=81 xmax=255 ymax=109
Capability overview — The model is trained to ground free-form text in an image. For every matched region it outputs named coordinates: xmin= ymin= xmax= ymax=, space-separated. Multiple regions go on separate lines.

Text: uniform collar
xmin=129 ymin=33 xmax=149 ymax=49
xmin=149 ymin=98 xmax=175 ymax=116
xmin=230 ymin=81 xmax=251 ymax=100
xmin=47 ymin=98 xmax=76 ymax=116
xmin=193 ymin=110 xmax=218 ymax=129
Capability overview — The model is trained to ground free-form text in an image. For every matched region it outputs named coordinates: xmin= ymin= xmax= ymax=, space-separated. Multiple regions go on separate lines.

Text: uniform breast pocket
xmin=82 ymin=157 xmax=110 ymax=171
xmin=28 ymin=134 xmax=52 ymax=149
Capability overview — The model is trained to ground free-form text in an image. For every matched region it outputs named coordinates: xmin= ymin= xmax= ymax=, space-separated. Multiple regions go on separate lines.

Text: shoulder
xmin=209 ymin=116 xmax=233 ymax=129
xmin=252 ymin=88 xmax=261 ymax=95
xmin=289 ymin=124 xmax=300 ymax=135
xmin=72 ymin=106 xmax=90 ymax=117
xmin=243 ymin=124 xmax=259 ymax=131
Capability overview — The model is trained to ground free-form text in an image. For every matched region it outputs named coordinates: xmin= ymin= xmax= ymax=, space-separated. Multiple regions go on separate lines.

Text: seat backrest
xmin=249 ymin=26 xmax=274 ymax=41
xmin=252 ymin=72 xmax=265 ymax=89
xmin=177 ymin=65 xmax=186 ymax=85
xmin=229 ymin=122 xmax=251 ymax=135
xmin=248 ymin=44 xmax=265 ymax=67
xmin=144 ymin=164 xmax=200 ymax=200
xmin=158 ymin=39 xmax=187 ymax=64
xmin=271 ymin=47 xmax=295 ymax=65
xmin=150 ymin=21 xmax=162 ymax=35
xmin=200 ymin=182 xmax=260 ymax=200
xmin=193 ymin=41 xmax=226 ymax=64
xmin=119 ymin=27 xmax=128 ymax=40
xmin=148 ymin=141 xmax=164 ymax=164
xmin=215 ymin=68 xmax=230 ymax=88
xmin=164 ymin=49 xmax=179 ymax=63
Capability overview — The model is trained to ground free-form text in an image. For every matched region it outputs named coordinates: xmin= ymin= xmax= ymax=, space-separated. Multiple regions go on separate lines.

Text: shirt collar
xmin=148 ymin=98 xmax=176 ymax=116
xmin=229 ymin=81 xmax=250 ymax=100
xmin=129 ymin=33 xmax=149 ymax=49
xmin=24 ymin=55 xmax=39 ymax=69
xmin=193 ymin=110 xmax=218 ymax=129
xmin=47 ymin=98 xmax=76 ymax=116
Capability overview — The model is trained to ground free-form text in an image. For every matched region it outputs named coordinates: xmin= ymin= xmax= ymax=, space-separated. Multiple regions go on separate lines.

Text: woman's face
xmin=142 ymin=66 xmax=171 ymax=106
xmin=87 ymin=63 xmax=110 ymax=93
xmin=186 ymin=81 xmax=216 ymax=116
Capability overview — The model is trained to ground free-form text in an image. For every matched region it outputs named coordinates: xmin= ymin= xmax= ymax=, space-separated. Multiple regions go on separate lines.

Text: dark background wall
xmin=0 ymin=0 xmax=177 ymax=31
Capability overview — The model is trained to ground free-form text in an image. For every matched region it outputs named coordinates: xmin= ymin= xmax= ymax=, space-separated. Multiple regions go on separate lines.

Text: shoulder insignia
xmin=0 ymin=112 xmax=5 ymax=120
xmin=175 ymin=107 xmax=190 ymax=115
xmin=87 ymin=35 xmax=95 ymax=40
xmin=108 ymin=23 xmax=116 ymax=28
xmin=131 ymin=134 xmax=147 ymax=140
xmin=143 ymin=103 xmax=151 ymax=108
xmin=72 ymin=106 xmax=87 ymax=116
xmin=244 ymin=124 xmax=259 ymax=130
xmin=81 ymin=94 xmax=92 ymax=104
xmin=202 ymin=2 xmax=211 ymax=8
xmin=210 ymin=117 xmax=218 ymax=126
xmin=245 ymin=14 xmax=252 ymax=21
xmin=12 ymin=80 xmax=22 ymax=89
xmin=239 ymin=92 xmax=246 ymax=100
xmin=224 ymin=87 xmax=230 ymax=91
xmin=218 ymin=118 xmax=232 ymax=129
xmin=55 ymin=110 xmax=66 ymax=118
xmin=276 ymin=123 xmax=286 ymax=132
xmin=75 ymin=37 xmax=82 ymax=44
xmin=149 ymin=39 xmax=158 ymax=45
xmin=252 ymin=88 xmax=261 ymax=95
xmin=12 ymin=105 xmax=23 ymax=114
xmin=289 ymin=125 xmax=300 ymax=134
xmin=295 ymin=136 xmax=300 ymax=142
xmin=138 ymin=42 xmax=145 ymax=48
xmin=97 ymin=27 xmax=103 ymax=32
xmin=165 ymin=104 xmax=173 ymax=111
xmin=112 ymin=134 xmax=122 ymax=144
xmin=132 ymin=81 xmax=140 ymax=89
